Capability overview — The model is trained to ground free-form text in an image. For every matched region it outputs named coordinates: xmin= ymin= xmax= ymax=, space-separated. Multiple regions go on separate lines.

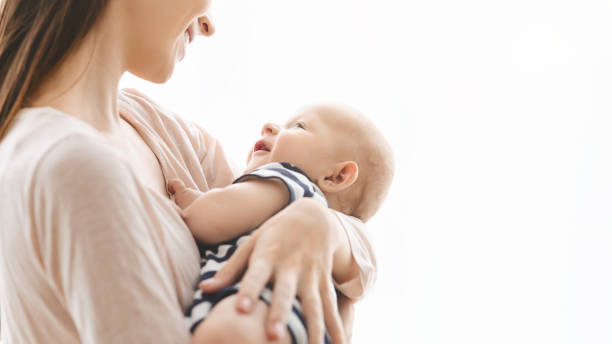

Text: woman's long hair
xmin=0 ymin=0 xmax=109 ymax=140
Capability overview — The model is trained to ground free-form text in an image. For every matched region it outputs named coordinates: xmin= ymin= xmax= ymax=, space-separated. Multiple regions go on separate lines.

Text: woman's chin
xmin=132 ymin=44 xmax=185 ymax=84
xmin=150 ymin=64 xmax=175 ymax=84
xmin=131 ymin=63 xmax=175 ymax=84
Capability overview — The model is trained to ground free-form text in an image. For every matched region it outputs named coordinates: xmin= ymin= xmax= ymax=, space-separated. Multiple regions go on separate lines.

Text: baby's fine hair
xmin=326 ymin=104 xmax=395 ymax=222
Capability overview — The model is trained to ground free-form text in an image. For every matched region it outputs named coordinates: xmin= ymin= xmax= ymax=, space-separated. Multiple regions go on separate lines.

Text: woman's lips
xmin=178 ymin=23 xmax=196 ymax=62
xmin=186 ymin=24 xmax=195 ymax=44
xmin=181 ymin=23 xmax=195 ymax=50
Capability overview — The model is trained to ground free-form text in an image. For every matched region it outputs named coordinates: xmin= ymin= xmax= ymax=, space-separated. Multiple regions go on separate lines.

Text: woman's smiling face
xmin=117 ymin=0 xmax=215 ymax=83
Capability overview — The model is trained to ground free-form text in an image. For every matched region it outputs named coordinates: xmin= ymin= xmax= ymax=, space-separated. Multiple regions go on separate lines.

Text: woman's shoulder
xmin=0 ymin=107 xmax=135 ymax=230
xmin=119 ymin=88 xmax=207 ymax=148
xmin=0 ymin=107 xmax=126 ymax=190
xmin=10 ymin=106 xmax=118 ymax=155
xmin=118 ymin=88 xmax=241 ymax=187
xmin=119 ymin=88 xmax=197 ymax=133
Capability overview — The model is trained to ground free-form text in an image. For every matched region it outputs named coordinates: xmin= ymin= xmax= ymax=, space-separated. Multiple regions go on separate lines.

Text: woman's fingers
xmin=300 ymin=279 xmax=325 ymax=344
xmin=199 ymin=235 xmax=255 ymax=293
xmin=336 ymin=293 xmax=355 ymax=342
xmin=235 ymin=258 xmax=272 ymax=313
xmin=321 ymin=280 xmax=346 ymax=344
xmin=266 ymin=270 xmax=299 ymax=340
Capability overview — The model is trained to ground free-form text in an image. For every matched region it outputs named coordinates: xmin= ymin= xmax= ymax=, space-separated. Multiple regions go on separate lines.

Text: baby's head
xmin=245 ymin=103 xmax=394 ymax=222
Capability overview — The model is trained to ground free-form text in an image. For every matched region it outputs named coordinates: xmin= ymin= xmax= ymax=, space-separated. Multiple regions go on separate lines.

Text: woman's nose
xmin=261 ymin=122 xmax=280 ymax=136
xmin=197 ymin=14 xmax=215 ymax=37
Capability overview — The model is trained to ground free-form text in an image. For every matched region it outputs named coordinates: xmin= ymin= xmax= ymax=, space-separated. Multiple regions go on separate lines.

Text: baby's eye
xmin=295 ymin=122 xmax=306 ymax=129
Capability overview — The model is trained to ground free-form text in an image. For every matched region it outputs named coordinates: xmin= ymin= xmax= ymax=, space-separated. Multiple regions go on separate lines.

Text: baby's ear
xmin=319 ymin=161 xmax=359 ymax=193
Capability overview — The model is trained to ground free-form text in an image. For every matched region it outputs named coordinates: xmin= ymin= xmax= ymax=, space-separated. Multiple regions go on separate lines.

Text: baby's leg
xmin=191 ymin=294 xmax=292 ymax=344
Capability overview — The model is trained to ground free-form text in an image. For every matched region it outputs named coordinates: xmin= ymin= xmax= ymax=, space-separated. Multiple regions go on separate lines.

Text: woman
xmin=0 ymin=0 xmax=376 ymax=343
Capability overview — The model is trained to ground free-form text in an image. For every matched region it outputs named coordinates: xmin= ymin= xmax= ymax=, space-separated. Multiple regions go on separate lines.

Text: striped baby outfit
xmin=185 ymin=162 xmax=331 ymax=344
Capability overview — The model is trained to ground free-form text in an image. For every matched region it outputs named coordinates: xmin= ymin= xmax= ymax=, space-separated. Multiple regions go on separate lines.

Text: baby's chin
xmin=244 ymin=153 xmax=275 ymax=173
xmin=243 ymin=160 xmax=266 ymax=174
xmin=244 ymin=156 xmax=292 ymax=174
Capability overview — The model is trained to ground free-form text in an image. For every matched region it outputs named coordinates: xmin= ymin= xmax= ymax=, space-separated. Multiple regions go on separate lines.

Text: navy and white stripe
xmin=234 ymin=162 xmax=328 ymax=206
xmin=185 ymin=162 xmax=331 ymax=344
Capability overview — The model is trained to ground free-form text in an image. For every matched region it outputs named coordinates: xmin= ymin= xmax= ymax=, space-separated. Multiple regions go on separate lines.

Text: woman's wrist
xmin=296 ymin=198 xmax=359 ymax=285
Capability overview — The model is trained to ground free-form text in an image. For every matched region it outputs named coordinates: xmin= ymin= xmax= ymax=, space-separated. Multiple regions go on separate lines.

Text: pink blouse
xmin=0 ymin=89 xmax=376 ymax=343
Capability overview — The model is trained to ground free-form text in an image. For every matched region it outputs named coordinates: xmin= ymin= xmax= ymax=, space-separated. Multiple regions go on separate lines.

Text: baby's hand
xmin=168 ymin=179 xmax=202 ymax=211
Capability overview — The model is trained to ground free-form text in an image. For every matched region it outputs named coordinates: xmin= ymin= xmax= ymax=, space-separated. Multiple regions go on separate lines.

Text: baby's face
xmin=245 ymin=105 xmax=348 ymax=181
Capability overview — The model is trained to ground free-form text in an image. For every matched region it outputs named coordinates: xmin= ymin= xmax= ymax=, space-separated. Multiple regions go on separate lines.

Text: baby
xmin=169 ymin=103 xmax=394 ymax=344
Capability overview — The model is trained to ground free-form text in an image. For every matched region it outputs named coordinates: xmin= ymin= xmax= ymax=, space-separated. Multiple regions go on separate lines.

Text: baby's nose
xmin=261 ymin=122 xmax=280 ymax=136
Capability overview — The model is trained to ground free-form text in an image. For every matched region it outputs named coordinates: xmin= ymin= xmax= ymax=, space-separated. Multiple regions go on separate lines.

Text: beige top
xmin=0 ymin=89 xmax=376 ymax=343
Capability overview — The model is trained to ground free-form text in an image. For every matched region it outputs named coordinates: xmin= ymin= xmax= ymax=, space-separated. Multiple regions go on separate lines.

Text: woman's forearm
xmin=294 ymin=198 xmax=362 ymax=286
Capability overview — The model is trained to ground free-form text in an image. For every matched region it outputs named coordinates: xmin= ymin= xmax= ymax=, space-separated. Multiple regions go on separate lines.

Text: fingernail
xmin=270 ymin=321 xmax=283 ymax=339
xmin=199 ymin=280 xmax=213 ymax=289
xmin=238 ymin=296 xmax=252 ymax=312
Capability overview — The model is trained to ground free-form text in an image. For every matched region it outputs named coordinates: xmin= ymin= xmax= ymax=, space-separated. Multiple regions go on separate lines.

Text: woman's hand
xmin=337 ymin=293 xmax=355 ymax=342
xmin=199 ymin=198 xmax=348 ymax=344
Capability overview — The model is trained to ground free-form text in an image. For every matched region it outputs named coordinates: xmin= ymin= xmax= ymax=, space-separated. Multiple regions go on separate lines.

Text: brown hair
xmin=0 ymin=0 xmax=109 ymax=140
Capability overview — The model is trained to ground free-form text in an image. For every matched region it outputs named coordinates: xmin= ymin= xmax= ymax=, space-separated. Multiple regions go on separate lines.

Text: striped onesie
xmin=185 ymin=162 xmax=331 ymax=344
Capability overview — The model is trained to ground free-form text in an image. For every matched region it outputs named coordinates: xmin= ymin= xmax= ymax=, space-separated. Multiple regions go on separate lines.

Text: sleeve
xmin=233 ymin=162 xmax=328 ymax=206
xmin=194 ymin=124 xmax=242 ymax=189
xmin=330 ymin=211 xmax=378 ymax=301
xmin=32 ymin=135 xmax=190 ymax=344
xmin=119 ymin=88 xmax=240 ymax=190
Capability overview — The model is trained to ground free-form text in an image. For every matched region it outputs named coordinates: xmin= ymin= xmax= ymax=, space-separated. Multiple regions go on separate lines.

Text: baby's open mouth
xmin=254 ymin=139 xmax=270 ymax=152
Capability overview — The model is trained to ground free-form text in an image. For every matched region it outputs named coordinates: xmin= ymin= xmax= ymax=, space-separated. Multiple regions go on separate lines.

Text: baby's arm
xmin=169 ymin=178 xmax=289 ymax=245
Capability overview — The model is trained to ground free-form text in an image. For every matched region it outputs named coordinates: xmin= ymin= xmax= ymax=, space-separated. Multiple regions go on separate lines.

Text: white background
xmin=121 ymin=0 xmax=612 ymax=343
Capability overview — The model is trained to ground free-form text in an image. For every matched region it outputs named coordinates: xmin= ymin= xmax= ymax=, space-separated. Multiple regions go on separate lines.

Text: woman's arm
xmin=34 ymin=135 xmax=190 ymax=343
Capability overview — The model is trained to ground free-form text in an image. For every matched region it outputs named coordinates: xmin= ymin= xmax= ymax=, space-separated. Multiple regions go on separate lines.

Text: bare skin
xmin=191 ymin=296 xmax=292 ymax=344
